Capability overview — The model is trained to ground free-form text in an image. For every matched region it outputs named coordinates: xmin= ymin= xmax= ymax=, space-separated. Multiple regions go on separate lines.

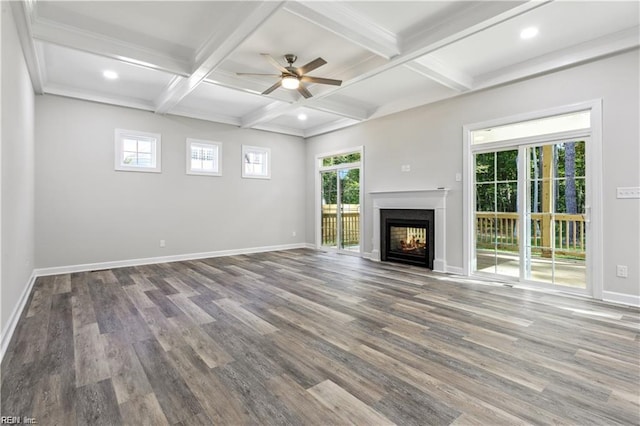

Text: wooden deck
xmin=2 ymin=249 xmax=638 ymax=425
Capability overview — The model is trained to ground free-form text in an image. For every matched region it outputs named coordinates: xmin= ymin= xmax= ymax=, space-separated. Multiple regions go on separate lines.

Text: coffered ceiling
xmin=10 ymin=1 xmax=639 ymax=137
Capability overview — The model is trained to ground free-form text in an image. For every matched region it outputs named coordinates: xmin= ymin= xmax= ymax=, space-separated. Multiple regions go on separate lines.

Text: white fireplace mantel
xmin=370 ymin=189 xmax=448 ymax=272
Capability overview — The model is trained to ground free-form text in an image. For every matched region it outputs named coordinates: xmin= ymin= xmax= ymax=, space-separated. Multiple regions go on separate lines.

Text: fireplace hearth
xmin=381 ymin=209 xmax=435 ymax=268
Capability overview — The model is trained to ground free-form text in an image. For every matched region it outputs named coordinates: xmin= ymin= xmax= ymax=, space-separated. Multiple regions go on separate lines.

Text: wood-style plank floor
xmin=2 ymin=249 xmax=639 ymax=425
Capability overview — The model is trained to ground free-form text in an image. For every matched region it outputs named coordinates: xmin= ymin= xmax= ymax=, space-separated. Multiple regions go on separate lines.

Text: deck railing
xmin=476 ymin=212 xmax=586 ymax=258
xmin=321 ymin=205 xmax=360 ymax=246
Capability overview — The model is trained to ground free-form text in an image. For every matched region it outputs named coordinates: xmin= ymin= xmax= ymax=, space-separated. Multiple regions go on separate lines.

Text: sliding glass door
xmin=318 ymin=150 xmax=362 ymax=254
xmin=473 ymin=139 xmax=588 ymax=290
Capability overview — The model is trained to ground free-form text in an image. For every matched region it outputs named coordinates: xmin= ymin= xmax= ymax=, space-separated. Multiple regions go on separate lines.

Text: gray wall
xmin=1 ymin=5 xmax=36 ymax=335
xmin=305 ymin=49 xmax=640 ymax=298
xmin=35 ymin=96 xmax=306 ymax=268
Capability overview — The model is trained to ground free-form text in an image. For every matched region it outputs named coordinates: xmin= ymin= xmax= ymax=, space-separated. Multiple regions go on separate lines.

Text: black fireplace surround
xmin=381 ymin=209 xmax=435 ymax=268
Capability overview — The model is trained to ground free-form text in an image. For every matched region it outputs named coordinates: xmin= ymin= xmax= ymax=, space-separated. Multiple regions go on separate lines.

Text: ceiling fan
xmin=236 ymin=53 xmax=342 ymax=98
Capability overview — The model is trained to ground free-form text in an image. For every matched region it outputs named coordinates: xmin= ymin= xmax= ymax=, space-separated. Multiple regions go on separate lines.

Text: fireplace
xmin=381 ymin=209 xmax=435 ymax=269
xmin=371 ymin=189 xmax=448 ymax=272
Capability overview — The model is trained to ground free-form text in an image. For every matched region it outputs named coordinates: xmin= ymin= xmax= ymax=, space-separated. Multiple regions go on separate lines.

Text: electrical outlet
xmin=455 ymin=173 xmax=462 ymax=182
xmin=160 ymin=239 xmax=166 ymax=248
xmin=292 ymin=231 xmax=296 ymax=237
xmin=401 ymin=164 xmax=411 ymax=172
xmin=616 ymin=265 xmax=628 ymax=278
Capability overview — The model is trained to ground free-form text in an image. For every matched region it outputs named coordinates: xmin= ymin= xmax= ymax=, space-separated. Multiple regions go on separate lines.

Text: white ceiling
xmin=11 ymin=0 xmax=639 ymax=138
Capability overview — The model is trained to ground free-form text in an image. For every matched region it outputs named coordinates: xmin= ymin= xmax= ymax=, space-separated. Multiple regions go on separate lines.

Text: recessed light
xmin=520 ymin=27 xmax=539 ymax=40
xmin=103 ymin=70 xmax=119 ymax=80
xmin=297 ymin=113 xmax=307 ymax=121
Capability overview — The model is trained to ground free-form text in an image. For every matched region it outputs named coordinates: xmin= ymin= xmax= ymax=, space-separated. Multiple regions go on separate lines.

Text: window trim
xmin=241 ymin=145 xmax=271 ymax=179
xmin=114 ymin=128 xmax=162 ymax=173
xmin=186 ymin=138 xmax=222 ymax=177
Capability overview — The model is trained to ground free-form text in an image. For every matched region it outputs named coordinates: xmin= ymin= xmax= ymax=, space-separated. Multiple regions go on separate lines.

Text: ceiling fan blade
xmin=262 ymin=80 xmax=282 ymax=95
xmin=300 ymin=76 xmax=342 ymax=86
xmin=297 ymin=84 xmax=312 ymax=99
xmin=236 ymin=73 xmax=281 ymax=77
xmin=261 ymin=53 xmax=289 ymax=74
xmin=297 ymin=57 xmax=327 ymax=75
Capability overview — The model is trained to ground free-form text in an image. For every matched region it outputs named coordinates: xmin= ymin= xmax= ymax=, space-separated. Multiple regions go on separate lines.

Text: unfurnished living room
xmin=1 ymin=0 xmax=639 ymax=424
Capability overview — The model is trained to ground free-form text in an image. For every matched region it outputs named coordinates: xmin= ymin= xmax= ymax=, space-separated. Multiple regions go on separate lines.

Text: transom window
xmin=186 ymin=139 xmax=221 ymax=176
xmin=114 ymin=128 xmax=161 ymax=173
xmin=242 ymin=145 xmax=270 ymax=179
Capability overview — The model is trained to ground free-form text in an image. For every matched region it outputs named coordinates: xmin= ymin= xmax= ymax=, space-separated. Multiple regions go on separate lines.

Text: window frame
xmin=114 ymin=128 xmax=162 ymax=173
xmin=241 ymin=145 xmax=271 ymax=179
xmin=186 ymin=138 xmax=222 ymax=177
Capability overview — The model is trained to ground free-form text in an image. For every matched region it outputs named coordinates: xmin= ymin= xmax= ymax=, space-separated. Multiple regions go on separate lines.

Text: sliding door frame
xmin=462 ymin=100 xmax=603 ymax=299
xmin=314 ymin=146 xmax=364 ymax=256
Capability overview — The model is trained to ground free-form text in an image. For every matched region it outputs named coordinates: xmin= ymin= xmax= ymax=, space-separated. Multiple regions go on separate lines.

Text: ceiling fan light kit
xmin=237 ymin=53 xmax=342 ymax=99
xmin=281 ymin=75 xmax=300 ymax=90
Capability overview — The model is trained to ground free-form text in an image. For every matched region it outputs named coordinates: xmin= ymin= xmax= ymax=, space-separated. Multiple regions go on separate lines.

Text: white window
xmin=242 ymin=145 xmax=271 ymax=179
xmin=186 ymin=139 xmax=222 ymax=176
xmin=114 ymin=128 xmax=161 ymax=173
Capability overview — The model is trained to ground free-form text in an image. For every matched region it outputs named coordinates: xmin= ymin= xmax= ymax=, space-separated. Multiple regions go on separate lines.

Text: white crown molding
xmin=31 ymin=17 xmax=191 ymax=76
xmin=474 ymin=26 xmax=640 ymax=90
xmin=304 ymin=117 xmax=361 ymax=138
xmin=251 ymin=123 xmax=306 ymax=138
xmin=241 ymin=100 xmax=301 ymax=128
xmin=9 ymin=1 xmax=45 ymax=93
xmin=168 ymin=106 xmax=241 ymax=128
xmin=44 ymin=84 xmax=156 ymax=112
xmin=284 ymin=2 xmax=400 ymax=59
xmin=154 ymin=1 xmax=284 ymax=114
xmin=310 ymin=98 xmax=371 ymax=121
xmin=404 ymin=57 xmax=473 ymax=92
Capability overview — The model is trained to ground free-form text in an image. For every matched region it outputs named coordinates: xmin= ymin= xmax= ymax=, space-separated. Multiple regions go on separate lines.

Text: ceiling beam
xmin=284 ymin=2 xmax=400 ymax=59
xmin=153 ymin=1 xmax=284 ymax=114
xmin=404 ymin=58 xmax=473 ymax=92
xmin=10 ymin=1 xmax=45 ymax=94
xmin=241 ymin=101 xmax=299 ymax=129
xmin=31 ymin=19 xmax=191 ymax=76
xmin=240 ymin=1 xmax=549 ymax=129
xmin=473 ymin=26 xmax=640 ymax=90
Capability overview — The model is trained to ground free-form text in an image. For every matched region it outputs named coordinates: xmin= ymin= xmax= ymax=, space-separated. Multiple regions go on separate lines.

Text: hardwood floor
xmin=2 ymin=249 xmax=639 ymax=425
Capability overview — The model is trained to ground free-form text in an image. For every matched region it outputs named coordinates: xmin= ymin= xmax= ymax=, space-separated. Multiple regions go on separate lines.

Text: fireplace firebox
xmin=381 ymin=209 xmax=435 ymax=268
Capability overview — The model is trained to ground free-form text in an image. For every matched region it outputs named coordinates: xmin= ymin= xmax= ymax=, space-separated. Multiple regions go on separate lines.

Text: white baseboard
xmin=602 ymin=291 xmax=640 ymax=307
xmin=0 ymin=271 xmax=37 ymax=364
xmin=362 ymin=252 xmax=375 ymax=260
xmin=34 ymin=243 xmax=310 ymax=276
xmin=446 ymin=265 xmax=464 ymax=275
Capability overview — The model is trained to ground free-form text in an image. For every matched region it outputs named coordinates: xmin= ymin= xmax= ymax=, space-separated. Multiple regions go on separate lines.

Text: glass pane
xmin=496 ymin=150 xmax=518 ymax=181
xmin=476 ymin=183 xmax=495 ymax=212
xmin=475 ymin=152 xmax=494 ymax=182
xmin=340 ymin=168 xmax=360 ymax=252
xmin=471 ymin=110 xmax=590 ymax=144
xmin=138 ymin=140 xmax=152 ymax=153
xmin=475 ymin=214 xmax=496 ymax=274
xmin=529 ymin=146 xmax=543 ymax=180
xmin=554 ymin=179 xmax=585 ymax=214
xmin=321 ymin=171 xmax=338 ymax=248
xmin=555 ymin=141 xmax=585 ymax=178
xmin=496 ymin=182 xmax=517 ymax=212
xmin=137 ymin=153 xmax=152 ymax=166
xmin=322 ymin=152 xmax=360 ymax=167
xmin=123 ymin=138 xmax=137 ymax=152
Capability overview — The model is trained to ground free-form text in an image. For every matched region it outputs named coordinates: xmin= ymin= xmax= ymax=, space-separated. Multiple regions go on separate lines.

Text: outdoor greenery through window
xmin=319 ymin=150 xmax=361 ymax=252
xmin=322 ymin=152 xmax=361 ymax=167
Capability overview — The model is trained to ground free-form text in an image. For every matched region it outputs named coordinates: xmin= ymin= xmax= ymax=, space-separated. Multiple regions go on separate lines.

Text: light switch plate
xmin=401 ymin=165 xmax=410 ymax=172
xmin=617 ymin=187 xmax=640 ymax=199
